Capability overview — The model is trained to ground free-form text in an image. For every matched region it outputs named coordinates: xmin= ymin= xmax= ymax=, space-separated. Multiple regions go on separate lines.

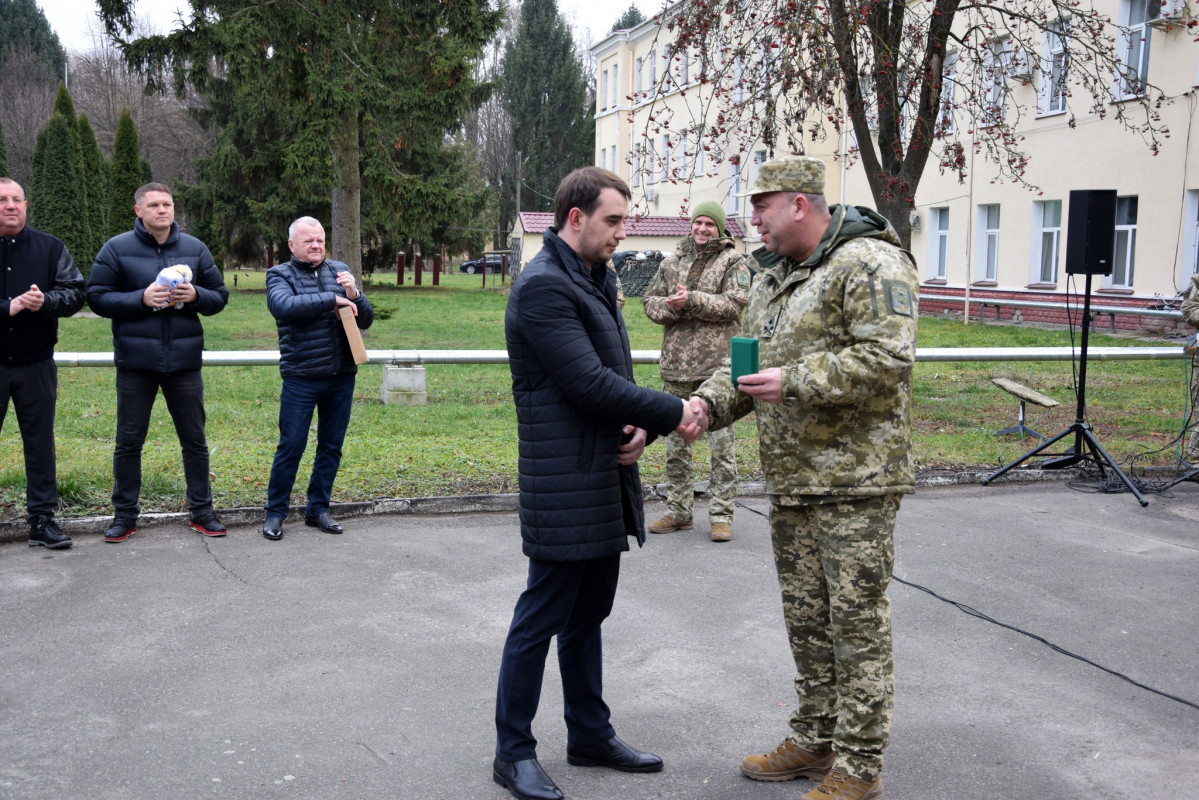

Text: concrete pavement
xmin=2 ymin=481 xmax=1197 ymax=799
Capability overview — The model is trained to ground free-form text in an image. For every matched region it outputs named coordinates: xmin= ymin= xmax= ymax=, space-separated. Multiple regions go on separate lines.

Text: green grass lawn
xmin=1 ymin=269 xmax=1191 ymax=520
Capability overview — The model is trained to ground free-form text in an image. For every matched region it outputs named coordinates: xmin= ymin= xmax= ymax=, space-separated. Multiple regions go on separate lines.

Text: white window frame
xmin=1106 ymin=195 xmax=1138 ymax=288
xmin=974 ymin=204 xmax=1000 ymax=282
xmin=927 ymin=207 xmax=950 ymax=280
xmin=1031 ymin=200 xmax=1062 ymax=284
xmin=1037 ymin=26 xmax=1068 ymax=116
xmin=600 ymin=148 xmax=608 ymax=170
xmin=632 ymin=149 xmax=641 ymax=187
xmin=729 ymin=161 xmax=742 ymax=215
xmin=610 ymin=65 xmax=619 ymax=109
xmin=660 ymin=134 xmax=671 ymax=181
xmin=600 ymin=69 xmax=609 ymax=111
xmin=1185 ymin=189 xmax=1199 ymax=278
xmin=649 ymin=49 xmax=657 ymax=89
xmin=983 ymin=39 xmax=1009 ymax=127
xmin=647 ymin=141 xmax=657 ymax=184
xmin=695 ymin=132 xmax=705 ymax=175
xmin=1116 ymin=0 xmax=1152 ymax=99
xmin=635 ymin=57 xmax=643 ymax=95
xmin=938 ymin=54 xmax=957 ymax=136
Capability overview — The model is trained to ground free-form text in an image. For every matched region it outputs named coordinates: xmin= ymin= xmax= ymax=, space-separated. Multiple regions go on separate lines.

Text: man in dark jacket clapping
xmin=492 ymin=167 xmax=703 ymax=800
xmin=261 ymin=217 xmax=373 ymax=541
xmin=88 ymin=183 xmax=229 ymax=543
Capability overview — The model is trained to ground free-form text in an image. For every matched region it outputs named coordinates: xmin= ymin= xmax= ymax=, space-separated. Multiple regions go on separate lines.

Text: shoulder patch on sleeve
xmin=736 ymin=269 xmax=750 ymax=288
xmin=882 ymin=280 xmax=913 ymax=317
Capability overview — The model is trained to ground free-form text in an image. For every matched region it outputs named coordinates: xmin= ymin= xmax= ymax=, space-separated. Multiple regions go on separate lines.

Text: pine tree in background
xmin=503 ymin=0 xmax=594 ymax=214
xmin=78 ymin=113 xmax=109 ymax=271
xmin=28 ymin=113 xmax=89 ymax=263
xmin=0 ymin=115 xmax=8 ymax=177
xmin=107 ymin=109 xmax=141 ymax=240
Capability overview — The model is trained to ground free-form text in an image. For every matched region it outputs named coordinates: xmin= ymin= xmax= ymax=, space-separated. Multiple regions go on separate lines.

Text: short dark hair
xmin=553 ymin=167 xmax=631 ymax=229
xmin=134 ymin=182 xmax=173 ymax=205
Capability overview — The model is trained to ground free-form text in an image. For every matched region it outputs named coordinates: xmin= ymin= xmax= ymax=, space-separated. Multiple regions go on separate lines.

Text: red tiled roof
xmin=518 ymin=212 xmax=745 ymax=238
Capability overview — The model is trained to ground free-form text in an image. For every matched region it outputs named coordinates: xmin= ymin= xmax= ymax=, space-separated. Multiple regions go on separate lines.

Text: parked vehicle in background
xmin=459 ymin=254 xmax=505 ymax=274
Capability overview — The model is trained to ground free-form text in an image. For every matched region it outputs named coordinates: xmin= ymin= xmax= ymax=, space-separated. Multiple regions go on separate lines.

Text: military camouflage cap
xmin=736 ymin=156 xmax=825 ymax=197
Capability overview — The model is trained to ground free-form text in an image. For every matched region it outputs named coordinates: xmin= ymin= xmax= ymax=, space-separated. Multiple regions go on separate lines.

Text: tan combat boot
xmin=647 ymin=515 xmax=692 ymax=534
xmin=801 ymin=770 xmax=883 ymax=800
xmin=710 ymin=521 xmax=732 ymax=542
xmin=740 ymin=740 xmax=834 ymax=782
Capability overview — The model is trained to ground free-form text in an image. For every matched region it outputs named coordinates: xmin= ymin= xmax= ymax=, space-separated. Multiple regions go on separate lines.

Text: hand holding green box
xmin=730 ymin=337 xmax=759 ymax=388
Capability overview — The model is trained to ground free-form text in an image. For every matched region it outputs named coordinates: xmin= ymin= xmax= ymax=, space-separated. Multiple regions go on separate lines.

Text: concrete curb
xmin=0 ymin=465 xmax=1135 ymax=545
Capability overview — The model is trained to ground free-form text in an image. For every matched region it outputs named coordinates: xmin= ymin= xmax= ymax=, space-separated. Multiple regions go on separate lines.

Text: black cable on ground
xmin=733 ymin=499 xmax=1199 ymax=713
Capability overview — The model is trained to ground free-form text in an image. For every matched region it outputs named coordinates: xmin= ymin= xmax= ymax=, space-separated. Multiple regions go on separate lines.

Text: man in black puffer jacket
xmin=0 ymin=178 xmax=85 ymax=550
xmin=492 ymin=168 xmax=703 ymax=800
xmin=261 ymin=216 xmax=373 ymax=541
xmin=88 ymin=183 xmax=229 ymax=543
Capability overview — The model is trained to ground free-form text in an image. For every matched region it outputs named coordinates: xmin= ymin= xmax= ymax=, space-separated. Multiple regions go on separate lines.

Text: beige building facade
xmin=593 ymin=1 xmax=1199 ymax=319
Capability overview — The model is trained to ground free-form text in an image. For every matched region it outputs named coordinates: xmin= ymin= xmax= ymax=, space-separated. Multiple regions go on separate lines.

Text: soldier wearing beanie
xmin=688 ymin=156 xmax=919 ymax=800
xmin=642 ymin=199 xmax=751 ymax=542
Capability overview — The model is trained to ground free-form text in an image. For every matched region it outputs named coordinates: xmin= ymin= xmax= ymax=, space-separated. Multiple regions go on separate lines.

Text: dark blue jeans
xmin=113 ymin=368 xmax=212 ymax=520
xmin=495 ymin=553 xmax=621 ymax=761
xmin=265 ymin=372 xmax=355 ymax=519
xmin=0 ymin=359 xmax=59 ymax=519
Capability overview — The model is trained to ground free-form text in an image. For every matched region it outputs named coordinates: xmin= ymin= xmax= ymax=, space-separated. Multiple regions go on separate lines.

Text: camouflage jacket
xmin=642 ymin=235 xmax=751 ymax=381
xmin=694 ymin=205 xmax=919 ymax=500
xmin=1182 ymin=272 xmax=1199 ymax=329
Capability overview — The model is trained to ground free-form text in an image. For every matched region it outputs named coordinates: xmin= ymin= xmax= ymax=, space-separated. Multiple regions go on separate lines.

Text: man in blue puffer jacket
xmin=492 ymin=167 xmax=703 ymax=800
xmin=261 ymin=216 xmax=373 ymax=540
xmin=88 ymin=182 xmax=229 ymax=543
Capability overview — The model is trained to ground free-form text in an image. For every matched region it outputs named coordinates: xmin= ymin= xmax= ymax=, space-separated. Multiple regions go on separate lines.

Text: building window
xmin=1038 ymin=26 xmax=1068 ymax=116
xmin=983 ymin=39 xmax=1008 ymax=127
xmin=1033 ymin=200 xmax=1062 ymax=284
xmin=610 ymin=65 xmax=619 ymax=109
xmin=600 ymin=69 xmax=608 ymax=111
xmin=729 ymin=161 xmax=742 ymax=215
xmin=1117 ymin=0 xmax=1152 ymax=98
xmin=976 ymin=204 xmax=1000 ymax=282
xmin=1109 ymin=196 xmax=1138 ymax=288
xmin=649 ymin=49 xmax=657 ymax=89
xmin=1187 ymin=190 xmax=1199 ymax=277
xmin=929 ymin=208 xmax=950 ymax=280
xmin=635 ymin=57 xmax=643 ymax=94
xmin=647 ymin=141 xmax=657 ymax=184
xmin=600 ymin=148 xmax=608 ymax=170
xmin=632 ymin=149 xmax=641 ymax=186
xmin=660 ymin=135 xmax=670 ymax=181
xmin=680 ymin=48 xmax=690 ymax=84
xmin=611 ymin=146 xmax=618 ymax=176
xmin=938 ymin=55 xmax=957 ymax=136
xmin=676 ymin=140 xmax=687 ymax=179
xmin=733 ymin=57 xmax=745 ymax=103
xmin=695 ymin=133 xmax=705 ymax=175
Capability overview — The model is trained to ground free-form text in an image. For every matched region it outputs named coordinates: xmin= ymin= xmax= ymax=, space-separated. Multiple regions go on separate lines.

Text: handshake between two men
xmin=676 ymin=366 xmax=786 ymax=445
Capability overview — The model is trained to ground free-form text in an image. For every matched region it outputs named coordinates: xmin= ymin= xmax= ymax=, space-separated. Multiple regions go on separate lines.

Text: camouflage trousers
xmin=769 ymin=495 xmax=899 ymax=782
xmin=1189 ymin=358 xmax=1199 ymax=458
xmin=661 ymin=379 xmax=736 ymax=523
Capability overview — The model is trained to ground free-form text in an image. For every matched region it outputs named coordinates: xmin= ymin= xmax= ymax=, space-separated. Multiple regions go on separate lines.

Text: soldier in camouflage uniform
xmin=643 ymin=201 xmax=751 ymax=542
xmin=688 ymin=157 xmax=918 ymax=800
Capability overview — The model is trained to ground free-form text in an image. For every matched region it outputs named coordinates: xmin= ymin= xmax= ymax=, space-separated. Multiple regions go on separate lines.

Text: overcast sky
xmin=41 ymin=0 xmax=664 ymax=56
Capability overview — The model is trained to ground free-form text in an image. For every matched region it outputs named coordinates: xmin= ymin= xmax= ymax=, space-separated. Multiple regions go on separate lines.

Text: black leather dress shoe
xmin=566 ymin=735 xmax=663 ymax=773
xmin=304 ymin=511 xmax=343 ymax=534
xmin=492 ymin=758 xmax=563 ymax=800
xmin=262 ymin=516 xmax=284 ymax=540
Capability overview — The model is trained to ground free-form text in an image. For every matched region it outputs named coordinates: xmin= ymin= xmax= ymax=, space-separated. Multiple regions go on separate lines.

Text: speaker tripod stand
xmin=982 ymin=272 xmax=1148 ymax=507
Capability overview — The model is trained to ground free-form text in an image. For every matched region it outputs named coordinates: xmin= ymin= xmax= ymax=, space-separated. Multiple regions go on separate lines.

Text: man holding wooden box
xmin=262 ymin=216 xmax=373 ymax=540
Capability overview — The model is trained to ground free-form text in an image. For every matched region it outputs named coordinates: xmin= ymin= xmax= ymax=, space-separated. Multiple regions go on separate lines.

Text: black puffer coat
xmin=506 ymin=229 xmax=683 ymax=562
xmin=0 ymin=225 xmax=85 ymax=365
xmin=266 ymin=257 xmax=373 ymax=378
xmin=87 ymin=220 xmax=228 ymax=373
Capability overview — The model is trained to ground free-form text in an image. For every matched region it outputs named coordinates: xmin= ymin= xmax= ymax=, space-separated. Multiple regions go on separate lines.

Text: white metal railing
xmin=921 ymin=294 xmax=1184 ymax=321
xmin=52 ymin=346 xmax=1188 ymax=367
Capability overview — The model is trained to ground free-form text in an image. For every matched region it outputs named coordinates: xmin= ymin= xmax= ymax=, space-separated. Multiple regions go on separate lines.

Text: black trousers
xmin=112 ymin=368 xmax=212 ymax=520
xmin=495 ymin=553 xmax=621 ymax=761
xmin=0 ymin=359 xmax=58 ymax=519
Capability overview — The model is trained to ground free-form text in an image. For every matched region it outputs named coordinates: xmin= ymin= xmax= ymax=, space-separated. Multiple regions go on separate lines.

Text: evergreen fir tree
xmin=503 ymin=0 xmax=594 ymax=214
xmin=28 ymin=113 xmax=89 ymax=262
xmin=107 ymin=109 xmax=141 ymax=240
xmin=78 ymin=113 xmax=109 ymax=271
